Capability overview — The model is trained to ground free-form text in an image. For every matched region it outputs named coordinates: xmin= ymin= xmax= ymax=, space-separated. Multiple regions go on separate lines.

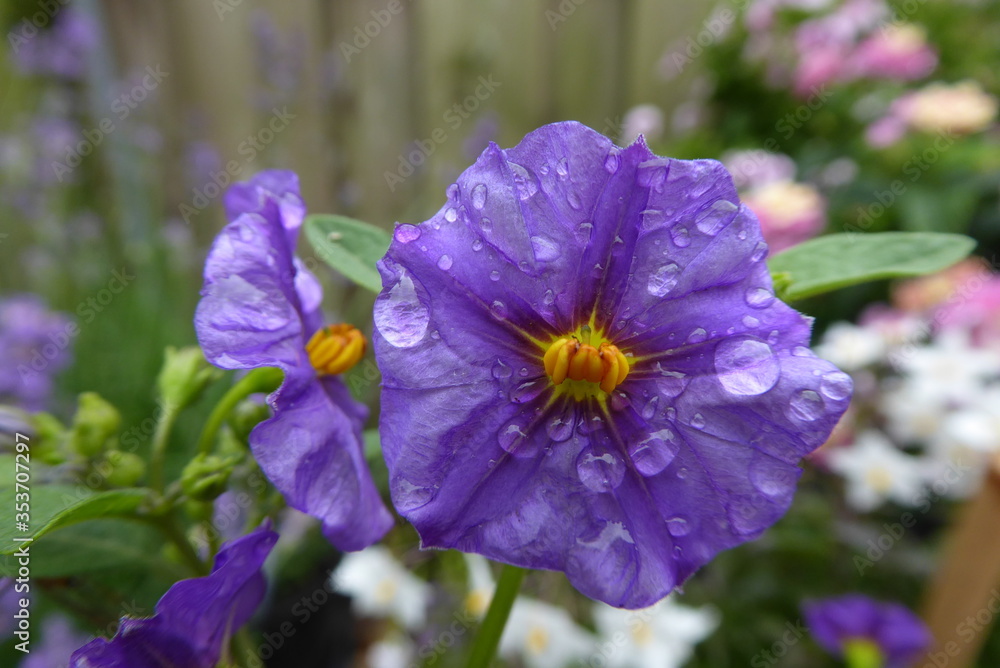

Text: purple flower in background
xmin=70 ymin=524 xmax=278 ymax=668
xmin=195 ymin=170 xmax=392 ymax=551
xmin=373 ymin=122 xmax=851 ymax=608
xmin=12 ymin=8 xmax=98 ymax=80
xmin=0 ymin=295 xmax=73 ymax=411
xmin=23 ymin=616 xmax=90 ymax=668
xmin=803 ymin=594 xmax=932 ymax=667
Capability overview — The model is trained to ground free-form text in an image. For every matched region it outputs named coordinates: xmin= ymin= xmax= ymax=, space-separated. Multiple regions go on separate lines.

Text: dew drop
xmin=791 ymin=346 xmax=813 ymax=357
xmin=666 ymin=516 xmax=692 ymax=537
xmin=490 ymin=300 xmax=508 ymax=320
xmin=676 ymin=466 xmax=689 ymax=479
xmin=820 ymin=371 xmax=853 ymax=400
xmin=491 ymin=359 xmax=513 ymax=380
xmin=531 ymin=235 xmax=561 ymax=262
xmin=670 ymin=225 xmax=691 ymax=248
xmin=510 ymin=163 xmax=538 ymax=200
xmin=446 ymin=183 xmax=460 ymax=200
xmin=745 ymin=287 xmax=775 ymax=309
xmin=647 ymin=263 xmax=680 ymax=297
xmin=749 ymin=453 xmax=797 ymax=497
xmin=629 ymin=428 xmax=678 ymax=476
xmin=751 ymin=242 xmax=768 ymax=262
xmin=519 ymin=367 xmax=529 ymax=377
xmin=742 ymin=315 xmax=760 ymax=328
xmin=542 ymin=289 xmax=556 ymax=305
xmin=556 ymin=158 xmax=569 ymax=178
xmin=576 ymin=450 xmax=625 ymax=493
xmin=374 ymin=273 xmax=429 ymax=348
xmin=394 ymin=224 xmax=421 ymax=244
xmin=471 ymin=183 xmax=488 ymax=210
xmin=695 ymin=199 xmax=738 ymax=236
xmin=490 ymin=270 xmax=500 ymax=282
xmin=654 ymin=365 xmax=689 ymax=398
xmin=472 ymin=239 xmax=484 ymax=252
xmin=604 ymin=151 xmax=621 ymax=173
xmin=510 ymin=379 xmax=546 ymax=404
xmin=687 ymin=327 xmax=708 ymax=344
xmin=610 ymin=390 xmax=631 ymax=412
xmin=498 ymin=419 xmax=529 ymax=454
xmin=637 ymin=158 xmax=669 ymax=191
xmin=392 ymin=479 xmax=436 ymax=512
xmin=437 ymin=254 xmax=453 ymax=271
xmin=641 ymin=395 xmax=660 ymax=420
xmin=715 ymin=337 xmax=780 ymax=396
xmin=577 ymin=222 xmax=594 ymax=241
xmin=690 ymin=413 xmax=706 ymax=429
xmin=546 ymin=409 xmax=575 ymax=442
xmin=444 ymin=207 xmax=458 ymax=223
xmin=480 ymin=217 xmax=493 ymax=232
xmin=787 ymin=389 xmax=824 ymax=421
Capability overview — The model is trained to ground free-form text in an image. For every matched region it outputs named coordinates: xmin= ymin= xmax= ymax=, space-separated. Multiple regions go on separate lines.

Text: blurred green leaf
xmin=0 ymin=484 xmax=149 ymax=555
xmin=304 ymin=214 xmax=391 ymax=294
xmin=769 ymin=232 xmax=976 ymax=301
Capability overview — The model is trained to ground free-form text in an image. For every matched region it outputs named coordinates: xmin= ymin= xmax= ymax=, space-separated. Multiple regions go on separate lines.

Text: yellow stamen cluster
xmin=543 ymin=337 xmax=629 ymax=394
xmin=306 ymin=324 xmax=366 ymax=375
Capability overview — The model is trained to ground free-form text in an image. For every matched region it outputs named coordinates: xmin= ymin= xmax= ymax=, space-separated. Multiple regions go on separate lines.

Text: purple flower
xmin=70 ymin=525 xmax=278 ymax=668
xmin=0 ymin=295 xmax=73 ymax=411
xmin=12 ymin=8 xmax=98 ymax=80
xmin=373 ymin=122 xmax=852 ymax=608
xmin=194 ymin=170 xmax=392 ymax=551
xmin=803 ymin=594 xmax=932 ymax=667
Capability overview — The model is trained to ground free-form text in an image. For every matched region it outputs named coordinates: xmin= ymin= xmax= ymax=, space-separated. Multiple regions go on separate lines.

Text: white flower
xmin=366 ymin=633 xmax=415 ymax=668
xmin=941 ymin=388 xmax=1000 ymax=454
xmin=500 ymin=598 xmax=596 ymax=668
xmin=463 ymin=555 xmax=595 ymax=668
xmin=880 ymin=378 xmax=949 ymax=445
xmin=591 ymin=596 xmax=718 ymax=668
xmin=892 ymin=332 xmax=1000 ymax=407
xmin=816 ymin=322 xmax=886 ymax=371
xmin=827 ymin=430 xmax=927 ymax=511
xmin=332 ymin=546 xmax=432 ymax=631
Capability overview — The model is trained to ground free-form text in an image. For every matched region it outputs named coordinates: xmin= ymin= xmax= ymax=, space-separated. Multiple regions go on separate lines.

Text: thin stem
xmin=149 ymin=402 xmax=181 ymax=494
xmin=196 ymin=367 xmax=284 ymax=457
xmin=465 ymin=564 xmax=527 ymax=668
xmin=146 ymin=514 xmax=209 ymax=576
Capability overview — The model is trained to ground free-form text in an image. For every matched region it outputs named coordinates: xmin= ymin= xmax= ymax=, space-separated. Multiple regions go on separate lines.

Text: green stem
xmin=465 ymin=564 xmax=527 ymax=668
xmin=147 ymin=514 xmax=208 ymax=575
xmin=149 ymin=402 xmax=181 ymax=493
xmin=196 ymin=367 xmax=284 ymax=457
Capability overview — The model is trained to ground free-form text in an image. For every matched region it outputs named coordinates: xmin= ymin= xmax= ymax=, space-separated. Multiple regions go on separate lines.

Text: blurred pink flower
xmin=742 ymin=180 xmax=826 ymax=251
xmin=721 ymin=149 xmax=797 ymax=191
xmin=935 ymin=273 xmax=1000 ymax=347
xmin=848 ymin=24 xmax=937 ymax=81
xmin=867 ymin=81 xmax=998 ymax=147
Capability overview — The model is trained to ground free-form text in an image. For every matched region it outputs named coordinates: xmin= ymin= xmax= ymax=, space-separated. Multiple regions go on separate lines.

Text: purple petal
xmin=251 ymin=375 xmax=393 ymax=551
xmin=375 ymin=122 xmax=852 ymax=608
xmin=70 ymin=525 xmax=278 ymax=668
xmin=224 ymin=169 xmax=307 ymax=245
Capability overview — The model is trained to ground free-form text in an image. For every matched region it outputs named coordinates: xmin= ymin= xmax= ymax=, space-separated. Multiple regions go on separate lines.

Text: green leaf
xmin=0 ymin=484 xmax=150 ymax=555
xmin=768 ymin=232 xmax=976 ymax=301
xmin=304 ymin=214 xmax=391 ymax=293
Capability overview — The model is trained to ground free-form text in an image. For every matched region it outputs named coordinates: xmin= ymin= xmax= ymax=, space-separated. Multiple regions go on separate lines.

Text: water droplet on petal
xmin=510 ymin=163 xmax=538 ymax=200
xmin=690 ymin=413 xmax=706 ymax=429
xmin=480 ymin=217 xmax=493 ymax=232
xmin=542 ymin=289 xmax=556 ymax=305
xmin=437 ymin=254 xmax=453 ymax=271
xmin=576 ymin=221 xmax=594 ymax=242
xmin=751 ymin=242 xmax=768 ymax=262
xmin=394 ymin=224 xmax=421 ymax=243
xmin=745 ymin=287 xmax=774 ymax=309
xmin=577 ymin=450 xmax=625 ymax=493
xmin=374 ymin=273 xmax=429 ymax=348
xmin=491 ymin=359 xmax=512 ymax=379
xmin=490 ymin=300 xmax=508 ymax=320
xmin=792 ymin=346 xmax=813 ymax=357
xmin=446 ymin=183 xmax=459 ymax=200
xmin=820 ymin=371 xmax=853 ymax=400
xmin=742 ymin=315 xmax=760 ymax=328
xmin=498 ymin=419 xmax=529 ymax=454
xmin=511 ymin=379 xmax=546 ymax=404
xmin=567 ymin=191 xmax=582 ymax=210
xmin=787 ymin=389 xmax=824 ymax=421
xmin=392 ymin=479 xmax=436 ymax=512
xmin=444 ymin=207 xmax=458 ymax=223
xmin=749 ymin=452 xmax=797 ymax=497
xmin=641 ymin=395 xmax=660 ymax=420
xmin=695 ymin=199 xmax=738 ymax=236
xmin=654 ymin=365 xmax=689 ymax=398
xmin=490 ymin=270 xmax=500 ymax=282
xmin=715 ymin=337 xmax=780 ymax=396
xmin=531 ymin=235 xmax=561 ymax=262
xmin=687 ymin=327 xmax=708 ymax=344
xmin=670 ymin=225 xmax=691 ymax=248
xmin=647 ymin=263 xmax=680 ymax=297
xmin=556 ymin=157 xmax=569 ymax=178
xmin=472 ymin=239 xmax=484 ymax=252
xmin=676 ymin=466 xmax=689 ymax=479
xmin=604 ymin=151 xmax=621 ymax=173
xmin=666 ymin=516 xmax=691 ymax=537
xmin=546 ymin=408 xmax=575 ymax=442
xmin=637 ymin=158 xmax=669 ymax=191
xmin=471 ymin=183 xmax=488 ymax=210
xmin=629 ymin=428 xmax=678 ymax=476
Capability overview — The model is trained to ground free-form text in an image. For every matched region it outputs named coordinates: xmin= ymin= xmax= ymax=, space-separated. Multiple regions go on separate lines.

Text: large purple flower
xmin=803 ymin=594 xmax=932 ymax=667
xmin=373 ymin=122 xmax=852 ymax=608
xmin=195 ymin=170 xmax=392 ymax=551
xmin=70 ymin=524 xmax=278 ymax=668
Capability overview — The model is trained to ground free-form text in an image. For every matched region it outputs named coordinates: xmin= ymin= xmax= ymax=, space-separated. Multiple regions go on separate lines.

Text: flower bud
xmin=157 ymin=346 xmax=220 ymax=410
xmin=181 ymin=453 xmax=238 ymax=502
xmin=70 ymin=392 xmax=121 ymax=458
xmin=102 ymin=451 xmax=147 ymax=487
xmin=227 ymin=398 xmax=270 ymax=444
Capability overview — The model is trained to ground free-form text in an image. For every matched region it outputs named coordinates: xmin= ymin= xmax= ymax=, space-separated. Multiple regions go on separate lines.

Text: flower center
xmin=542 ymin=325 xmax=630 ymax=398
xmin=306 ymin=324 xmax=366 ymax=375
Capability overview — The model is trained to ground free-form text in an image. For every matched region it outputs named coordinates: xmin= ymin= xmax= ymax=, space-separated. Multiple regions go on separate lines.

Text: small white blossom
xmin=332 ymin=546 xmax=431 ymax=631
xmin=827 ymin=430 xmax=927 ymax=511
xmin=816 ymin=322 xmax=887 ymax=371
